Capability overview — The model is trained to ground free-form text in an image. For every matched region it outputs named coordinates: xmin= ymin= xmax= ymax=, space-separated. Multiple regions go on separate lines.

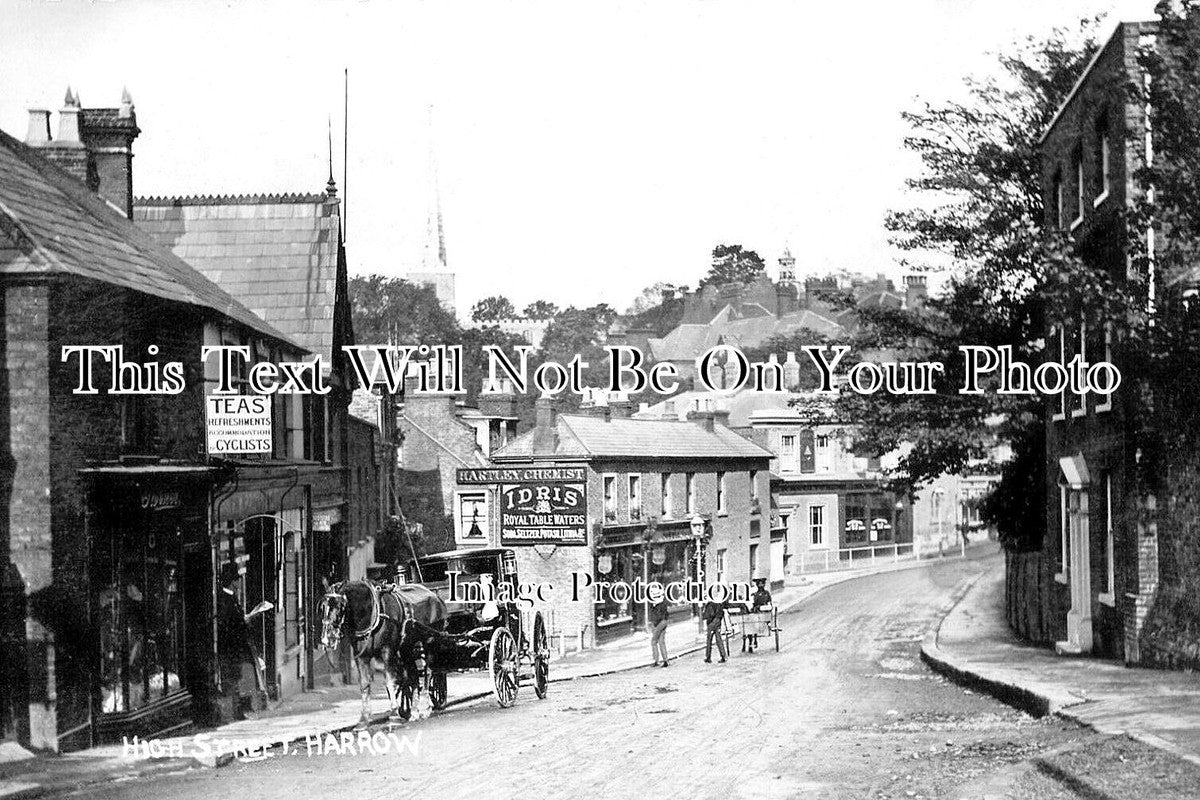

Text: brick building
xmin=1024 ymin=20 xmax=1194 ymax=665
xmin=134 ymin=181 xmax=375 ymax=696
xmin=637 ymin=390 xmax=912 ymax=575
xmin=454 ymin=402 xmax=772 ymax=647
xmin=0 ymin=94 xmax=339 ymax=751
xmin=395 ymin=383 xmax=519 ymax=558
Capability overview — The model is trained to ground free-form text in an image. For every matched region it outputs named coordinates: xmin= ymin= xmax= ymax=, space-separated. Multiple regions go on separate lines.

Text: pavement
xmin=921 ymin=553 xmax=1200 ymax=769
xmin=0 ymin=547 xmax=975 ymax=800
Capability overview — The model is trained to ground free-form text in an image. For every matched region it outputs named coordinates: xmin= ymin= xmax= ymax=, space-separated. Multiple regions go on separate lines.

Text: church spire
xmin=422 ymin=104 xmax=447 ymax=271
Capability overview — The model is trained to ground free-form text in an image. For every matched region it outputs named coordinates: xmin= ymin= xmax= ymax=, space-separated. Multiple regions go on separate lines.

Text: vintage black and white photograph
xmin=3 ymin=0 xmax=1200 ymax=798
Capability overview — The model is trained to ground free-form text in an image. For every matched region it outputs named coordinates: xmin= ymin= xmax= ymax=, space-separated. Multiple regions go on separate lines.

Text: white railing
xmin=792 ymin=539 xmax=965 ymax=574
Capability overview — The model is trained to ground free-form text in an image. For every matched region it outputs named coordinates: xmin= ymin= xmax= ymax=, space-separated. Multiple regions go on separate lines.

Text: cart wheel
xmin=533 ymin=612 xmax=549 ymax=699
xmin=488 ymin=627 xmax=519 ymax=708
xmin=429 ymin=671 xmax=448 ymax=710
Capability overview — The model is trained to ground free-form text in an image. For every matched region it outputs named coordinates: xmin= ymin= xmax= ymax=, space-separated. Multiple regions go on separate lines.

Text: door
xmin=1058 ymin=488 xmax=1094 ymax=654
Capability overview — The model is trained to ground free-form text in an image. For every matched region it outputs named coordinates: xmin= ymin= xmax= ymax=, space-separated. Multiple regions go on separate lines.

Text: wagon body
xmin=408 ymin=547 xmax=549 ymax=708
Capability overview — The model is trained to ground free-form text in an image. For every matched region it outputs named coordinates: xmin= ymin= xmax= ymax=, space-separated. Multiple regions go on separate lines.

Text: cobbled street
xmin=59 ymin=553 xmax=1200 ymax=799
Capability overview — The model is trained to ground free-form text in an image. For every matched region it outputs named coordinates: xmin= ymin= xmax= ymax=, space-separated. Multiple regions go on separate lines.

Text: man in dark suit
xmin=702 ymin=598 xmax=727 ymax=663
xmin=217 ymin=562 xmax=255 ymax=721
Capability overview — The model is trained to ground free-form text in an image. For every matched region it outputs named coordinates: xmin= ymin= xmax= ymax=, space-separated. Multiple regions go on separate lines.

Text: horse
xmin=319 ymin=580 xmax=448 ymax=727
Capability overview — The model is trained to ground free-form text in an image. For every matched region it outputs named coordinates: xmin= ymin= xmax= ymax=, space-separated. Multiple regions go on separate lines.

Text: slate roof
xmin=0 ymin=129 xmax=297 ymax=346
xmin=636 ymin=390 xmax=797 ymax=428
xmin=648 ymin=306 xmax=845 ymax=362
xmin=134 ymin=192 xmax=341 ymax=361
xmin=492 ymin=415 xmax=773 ymax=461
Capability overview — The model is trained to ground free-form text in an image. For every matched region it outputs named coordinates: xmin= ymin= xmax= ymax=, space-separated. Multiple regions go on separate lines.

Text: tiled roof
xmin=492 ymin=415 xmax=773 ymax=461
xmin=0 ymin=129 xmax=298 ymax=346
xmin=138 ymin=193 xmax=328 ymax=206
xmin=636 ymin=389 xmax=796 ymax=428
xmin=134 ymin=192 xmax=341 ymax=360
xmin=649 ymin=307 xmax=845 ymax=362
xmin=80 ymin=108 xmax=138 ymax=131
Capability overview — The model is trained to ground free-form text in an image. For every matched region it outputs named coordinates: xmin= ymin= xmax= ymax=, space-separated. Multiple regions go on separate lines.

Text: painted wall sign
xmin=499 ymin=481 xmax=587 ymax=546
xmin=458 ymin=466 xmax=586 ymax=485
xmin=206 ymin=394 xmax=273 ymax=454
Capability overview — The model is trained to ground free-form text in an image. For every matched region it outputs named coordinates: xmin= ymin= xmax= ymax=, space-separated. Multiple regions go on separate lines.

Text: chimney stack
xmin=78 ymin=87 xmax=141 ymax=217
xmin=25 ymin=109 xmax=50 ymax=145
xmin=533 ymin=398 xmax=559 ymax=454
xmin=904 ymin=275 xmax=928 ymax=310
xmin=57 ymin=87 xmax=81 ymax=143
xmin=687 ymin=407 xmax=729 ymax=432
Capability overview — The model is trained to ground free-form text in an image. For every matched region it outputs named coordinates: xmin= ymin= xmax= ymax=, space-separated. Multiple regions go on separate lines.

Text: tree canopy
xmin=471 ymin=295 xmax=517 ymax=323
xmin=702 ymin=244 xmax=766 ymax=288
xmin=805 ymin=22 xmax=1105 ymax=549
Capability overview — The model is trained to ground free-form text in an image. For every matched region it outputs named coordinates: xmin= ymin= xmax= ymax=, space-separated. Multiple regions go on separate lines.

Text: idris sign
xmin=499 ymin=481 xmax=587 ymax=546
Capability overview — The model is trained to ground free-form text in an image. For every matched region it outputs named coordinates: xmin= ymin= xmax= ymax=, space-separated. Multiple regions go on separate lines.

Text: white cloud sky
xmin=0 ymin=0 xmax=1155 ymax=318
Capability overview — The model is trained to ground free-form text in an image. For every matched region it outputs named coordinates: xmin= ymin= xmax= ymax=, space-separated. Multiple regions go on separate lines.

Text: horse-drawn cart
xmin=319 ymin=547 xmax=550 ymax=726
xmin=413 ymin=547 xmax=550 ymax=710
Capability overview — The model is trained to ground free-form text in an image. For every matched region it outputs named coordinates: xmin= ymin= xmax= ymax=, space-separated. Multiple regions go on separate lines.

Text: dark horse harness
xmin=325 ymin=581 xmax=418 ymax=660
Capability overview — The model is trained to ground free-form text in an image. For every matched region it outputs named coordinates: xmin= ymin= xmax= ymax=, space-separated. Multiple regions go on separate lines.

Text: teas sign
xmin=206 ymin=394 xmax=273 ymax=454
xmin=499 ymin=482 xmax=587 ymax=546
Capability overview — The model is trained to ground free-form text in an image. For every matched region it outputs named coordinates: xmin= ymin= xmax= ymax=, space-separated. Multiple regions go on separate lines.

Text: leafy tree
xmin=803 ymin=23 xmax=1105 ymax=549
xmin=522 ymin=300 xmax=560 ymax=320
xmin=702 ymin=244 xmax=766 ymax=288
xmin=471 ymin=295 xmax=516 ymax=323
xmin=349 ymin=274 xmax=458 ymax=346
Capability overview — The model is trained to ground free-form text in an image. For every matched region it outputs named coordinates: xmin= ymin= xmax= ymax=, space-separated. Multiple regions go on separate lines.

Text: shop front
xmin=85 ymin=470 xmax=215 ymax=743
xmin=214 ymin=479 xmax=311 ymax=709
xmin=594 ymin=522 xmax=696 ymax=645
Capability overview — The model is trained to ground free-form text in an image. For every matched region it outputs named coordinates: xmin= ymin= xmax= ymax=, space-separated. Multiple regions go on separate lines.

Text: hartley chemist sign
xmin=457 ymin=467 xmax=588 ymax=546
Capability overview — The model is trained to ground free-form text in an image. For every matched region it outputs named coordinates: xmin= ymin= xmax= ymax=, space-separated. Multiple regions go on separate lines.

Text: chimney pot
xmin=26 ymin=109 xmax=50 ymax=145
xmin=56 ymin=89 xmax=82 ymax=145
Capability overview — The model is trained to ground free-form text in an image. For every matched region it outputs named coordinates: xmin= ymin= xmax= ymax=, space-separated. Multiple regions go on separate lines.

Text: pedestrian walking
xmin=649 ymin=588 xmax=670 ymax=667
xmin=702 ymin=598 xmax=727 ymax=663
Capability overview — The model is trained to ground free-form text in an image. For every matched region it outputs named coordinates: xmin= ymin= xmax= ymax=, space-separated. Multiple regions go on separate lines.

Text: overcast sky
xmin=1 ymin=0 xmax=1155 ymax=319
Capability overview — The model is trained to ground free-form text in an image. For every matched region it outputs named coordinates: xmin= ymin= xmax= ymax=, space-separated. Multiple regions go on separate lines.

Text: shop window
xmin=1100 ymin=473 xmax=1115 ymax=604
xmin=96 ymin=513 xmax=185 ymax=715
xmin=283 ymin=532 xmax=299 ymax=649
xmin=809 ymin=505 xmax=826 ymax=547
xmin=1053 ymin=169 xmax=1064 ymax=228
xmin=815 ymin=435 xmax=833 ymax=472
xmin=604 ymin=475 xmax=617 ymax=521
xmin=780 ymin=435 xmax=798 ymax=472
xmin=1094 ymin=113 xmax=1110 ymax=203
xmin=1072 ymin=145 xmax=1084 ymax=228
xmin=1057 ymin=486 xmax=1069 ymax=581
xmin=303 ymin=394 xmax=328 ymax=462
xmin=1096 ymin=323 xmax=1113 ymax=413
xmin=628 ymin=474 xmax=642 ymax=521
xmin=845 ymin=502 xmax=868 ymax=545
